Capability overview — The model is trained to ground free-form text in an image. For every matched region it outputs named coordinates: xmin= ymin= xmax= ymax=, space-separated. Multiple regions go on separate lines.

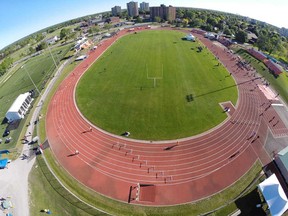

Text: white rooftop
xmin=7 ymin=92 xmax=30 ymax=113
xmin=259 ymin=174 xmax=288 ymax=216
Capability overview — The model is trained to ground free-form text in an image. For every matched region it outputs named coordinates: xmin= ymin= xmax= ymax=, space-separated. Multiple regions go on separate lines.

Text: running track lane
xmin=46 ymin=28 xmax=277 ymax=205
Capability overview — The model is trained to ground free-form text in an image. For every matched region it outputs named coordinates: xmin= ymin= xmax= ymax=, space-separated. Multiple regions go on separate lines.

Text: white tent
xmin=204 ymin=32 xmax=215 ymax=39
xmin=258 ymin=174 xmax=288 ymax=216
xmin=5 ymin=92 xmax=33 ymax=122
xmin=75 ymin=55 xmax=87 ymax=61
xmin=186 ymin=33 xmax=195 ymax=41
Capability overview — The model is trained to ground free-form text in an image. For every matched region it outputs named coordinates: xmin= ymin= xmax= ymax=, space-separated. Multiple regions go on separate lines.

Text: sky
xmin=1 ymin=0 xmax=288 ymax=50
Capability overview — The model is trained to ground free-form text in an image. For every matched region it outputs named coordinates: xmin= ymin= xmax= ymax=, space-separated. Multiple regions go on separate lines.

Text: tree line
xmin=174 ymin=8 xmax=288 ymax=60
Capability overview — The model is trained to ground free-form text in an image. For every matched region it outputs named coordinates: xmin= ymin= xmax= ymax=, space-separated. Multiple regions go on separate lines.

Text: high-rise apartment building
xmin=150 ymin=4 xmax=176 ymax=21
xmin=127 ymin=1 xmax=139 ymax=17
xmin=140 ymin=2 xmax=149 ymax=12
xmin=111 ymin=6 xmax=121 ymax=16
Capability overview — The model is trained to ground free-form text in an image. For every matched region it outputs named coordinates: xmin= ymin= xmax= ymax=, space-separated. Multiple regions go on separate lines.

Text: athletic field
xmin=76 ymin=30 xmax=237 ymax=140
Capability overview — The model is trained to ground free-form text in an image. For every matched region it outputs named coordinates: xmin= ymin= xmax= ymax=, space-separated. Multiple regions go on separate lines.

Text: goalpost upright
xmin=146 ymin=63 xmax=163 ymax=88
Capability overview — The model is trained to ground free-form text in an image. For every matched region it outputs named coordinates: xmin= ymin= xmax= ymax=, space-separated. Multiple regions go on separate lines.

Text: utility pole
xmin=21 ymin=65 xmax=41 ymax=95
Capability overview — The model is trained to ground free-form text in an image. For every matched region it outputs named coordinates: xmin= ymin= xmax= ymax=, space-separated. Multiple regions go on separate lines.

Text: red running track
xmin=46 ymin=28 xmax=286 ymax=205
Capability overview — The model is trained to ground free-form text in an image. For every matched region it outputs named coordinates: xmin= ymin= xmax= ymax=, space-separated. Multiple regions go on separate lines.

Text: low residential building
xmin=107 ymin=16 xmax=120 ymax=24
xmin=46 ymin=35 xmax=59 ymax=44
xmin=88 ymin=14 xmax=103 ymax=25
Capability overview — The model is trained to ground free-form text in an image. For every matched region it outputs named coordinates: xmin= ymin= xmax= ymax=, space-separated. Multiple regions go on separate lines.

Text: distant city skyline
xmin=1 ymin=0 xmax=288 ymax=50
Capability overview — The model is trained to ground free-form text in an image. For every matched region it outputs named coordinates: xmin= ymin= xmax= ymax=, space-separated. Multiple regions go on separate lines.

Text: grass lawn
xmin=0 ymin=44 xmax=71 ymax=150
xmin=29 ymin=158 xmax=93 ymax=216
xmin=76 ymin=30 xmax=237 ymax=140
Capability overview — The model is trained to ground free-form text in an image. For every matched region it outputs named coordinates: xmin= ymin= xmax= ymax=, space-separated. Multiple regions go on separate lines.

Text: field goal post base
xmin=146 ymin=63 xmax=163 ymax=88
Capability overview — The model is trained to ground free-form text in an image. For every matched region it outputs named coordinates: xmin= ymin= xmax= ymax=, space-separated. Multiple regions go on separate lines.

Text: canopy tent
xmin=75 ymin=55 xmax=87 ymax=61
xmin=186 ymin=33 xmax=195 ymax=41
xmin=5 ymin=92 xmax=33 ymax=122
xmin=258 ymin=174 xmax=288 ymax=216
xmin=0 ymin=150 xmax=10 ymax=154
xmin=0 ymin=158 xmax=8 ymax=169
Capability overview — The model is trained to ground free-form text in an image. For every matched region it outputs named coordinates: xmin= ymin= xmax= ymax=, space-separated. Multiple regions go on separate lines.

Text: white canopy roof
xmin=7 ymin=92 xmax=30 ymax=113
xmin=258 ymin=174 xmax=288 ymax=216
xmin=186 ymin=33 xmax=195 ymax=41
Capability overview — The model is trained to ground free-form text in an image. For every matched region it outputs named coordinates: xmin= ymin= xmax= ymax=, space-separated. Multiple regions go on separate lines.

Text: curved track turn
xmin=46 ymin=27 xmax=285 ymax=205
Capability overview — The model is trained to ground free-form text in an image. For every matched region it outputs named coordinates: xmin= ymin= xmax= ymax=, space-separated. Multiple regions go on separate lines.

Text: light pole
xmin=46 ymin=41 xmax=58 ymax=68
xmin=21 ymin=65 xmax=41 ymax=96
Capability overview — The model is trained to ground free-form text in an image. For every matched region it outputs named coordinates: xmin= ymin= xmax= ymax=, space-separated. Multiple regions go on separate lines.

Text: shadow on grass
xmin=235 ymin=188 xmax=266 ymax=216
xmin=194 ymin=77 xmax=262 ymax=100
xmin=1 ymin=117 xmax=8 ymax=125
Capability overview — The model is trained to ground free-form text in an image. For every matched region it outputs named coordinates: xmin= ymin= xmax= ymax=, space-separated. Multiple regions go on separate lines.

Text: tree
xmin=136 ymin=16 xmax=142 ymax=23
xmin=267 ymin=34 xmax=282 ymax=55
xmin=35 ymin=34 xmax=44 ymax=42
xmin=120 ymin=10 xmax=128 ymax=19
xmin=256 ymin=30 xmax=282 ymax=55
xmin=235 ymin=30 xmax=248 ymax=43
xmin=257 ymin=33 xmax=267 ymax=51
xmin=104 ymin=23 xmax=112 ymax=30
xmin=189 ymin=18 xmax=203 ymax=28
xmin=239 ymin=22 xmax=247 ymax=30
xmin=182 ymin=18 xmax=189 ymax=27
xmin=29 ymin=46 xmax=35 ymax=54
xmin=207 ymin=17 xmax=217 ymax=26
xmin=154 ymin=16 xmax=161 ymax=23
xmin=186 ymin=10 xmax=194 ymax=20
xmin=89 ymin=26 xmax=100 ymax=35
xmin=202 ymin=24 xmax=213 ymax=32
xmin=0 ymin=57 xmax=13 ymax=76
xmin=176 ymin=9 xmax=184 ymax=19
xmin=35 ymin=41 xmax=47 ymax=52
xmin=60 ymin=28 xmax=70 ymax=40
xmin=223 ymin=28 xmax=232 ymax=35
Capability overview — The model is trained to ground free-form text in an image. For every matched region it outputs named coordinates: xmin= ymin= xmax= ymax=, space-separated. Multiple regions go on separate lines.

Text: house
xmin=247 ymin=32 xmax=258 ymax=44
xmin=106 ymin=16 xmax=120 ymax=24
xmin=46 ymin=35 xmax=59 ymax=44
xmin=88 ymin=14 xmax=103 ymax=26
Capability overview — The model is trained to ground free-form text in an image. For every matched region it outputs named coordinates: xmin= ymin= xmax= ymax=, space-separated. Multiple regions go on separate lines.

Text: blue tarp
xmin=0 ymin=158 xmax=8 ymax=169
xmin=0 ymin=150 xmax=10 ymax=154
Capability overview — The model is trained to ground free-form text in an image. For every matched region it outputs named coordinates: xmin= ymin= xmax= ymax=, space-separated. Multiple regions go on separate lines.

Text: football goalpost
xmin=146 ymin=63 xmax=163 ymax=88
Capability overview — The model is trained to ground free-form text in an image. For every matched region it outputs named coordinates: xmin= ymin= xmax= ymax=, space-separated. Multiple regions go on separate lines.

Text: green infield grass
xmin=76 ymin=30 xmax=237 ymax=140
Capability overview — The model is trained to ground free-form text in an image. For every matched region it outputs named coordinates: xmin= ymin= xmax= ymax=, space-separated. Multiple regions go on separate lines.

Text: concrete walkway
xmin=0 ymin=59 xmax=70 ymax=216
